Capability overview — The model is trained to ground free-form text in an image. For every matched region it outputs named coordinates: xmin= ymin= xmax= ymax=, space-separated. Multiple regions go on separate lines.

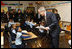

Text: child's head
xmin=30 ymin=19 xmax=33 ymax=22
xmin=9 ymin=18 xmax=13 ymax=22
xmin=26 ymin=17 xmax=30 ymax=22
xmin=39 ymin=20 xmax=45 ymax=26
xmin=16 ymin=26 xmax=22 ymax=32
xmin=11 ymin=24 xmax=16 ymax=29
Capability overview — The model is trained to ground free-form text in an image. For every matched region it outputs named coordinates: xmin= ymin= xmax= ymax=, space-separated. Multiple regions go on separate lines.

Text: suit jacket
xmin=55 ymin=13 xmax=61 ymax=22
xmin=45 ymin=12 xmax=61 ymax=34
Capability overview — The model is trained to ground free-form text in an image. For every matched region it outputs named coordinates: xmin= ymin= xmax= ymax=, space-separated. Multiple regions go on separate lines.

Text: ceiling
xmin=2 ymin=1 xmax=70 ymax=6
xmin=2 ymin=1 xmax=68 ymax=4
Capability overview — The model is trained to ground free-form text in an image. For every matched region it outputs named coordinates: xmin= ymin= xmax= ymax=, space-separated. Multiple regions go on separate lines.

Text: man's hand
xmin=13 ymin=15 xmax=15 ymax=17
xmin=44 ymin=27 xmax=50 ymax=30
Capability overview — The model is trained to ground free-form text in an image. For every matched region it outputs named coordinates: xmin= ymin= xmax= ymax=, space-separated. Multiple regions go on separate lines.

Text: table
xmin=1 ymin=22 xmax=20 ymax=29
xmin=15 ymin=22 xmax=20 ymax=26
xmin=22 ymin=30 xmax=38 ymax=40
xmin=21 ymin=30 xmax=38 ymax=48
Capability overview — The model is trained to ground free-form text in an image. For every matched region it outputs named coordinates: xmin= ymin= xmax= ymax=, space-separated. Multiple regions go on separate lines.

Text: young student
xmin=10 ymin=24 xmax=17 ymax=48
xmin=8 ymin=18 xmax=15 ymax=28
xmin=11 ymin=24 xmax=17 ymax=34
xmin=29 ymin=19 xmax=36 ymax=28
xmin=39 ymin=21 xmax=45 ymax=33
xmin=25 ymin=17 xmax=30 ymax=26
xmin=15 ymin=26 xmax=23 ymax=48
xmin=24 ymin=17 xmax=31 ymax=31
xmin=36 ymin=20 xmax=46 ymax=37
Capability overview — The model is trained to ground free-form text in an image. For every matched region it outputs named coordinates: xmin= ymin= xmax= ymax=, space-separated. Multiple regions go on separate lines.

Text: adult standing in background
xmin=54 ymin=9 xmax=61 ymax=23
xmin=9 ymin=10 xmax=15 ymax=21
xmin=16 ymin=9 xmax=24 ymax=22
xmin=38 ymin=7 xmax=61 ymax=48
xmin=13 ymin=9 xmax=17 ymax=22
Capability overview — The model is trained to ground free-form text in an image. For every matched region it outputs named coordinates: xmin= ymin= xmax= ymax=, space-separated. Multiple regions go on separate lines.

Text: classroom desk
xmin=1 ymin=22 xmax=20 ymax=29
xmin=16 ymin=22 xmax=20 ymax=26
xmin=21 ymin=30 xmax=38 ymax=48
xmin=22 ymin=30 xmax=38 ymax=40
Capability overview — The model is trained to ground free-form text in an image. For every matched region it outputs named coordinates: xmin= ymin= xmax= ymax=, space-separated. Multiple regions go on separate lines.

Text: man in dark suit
xmin=38 ymin=7 xmax=61 ymax=48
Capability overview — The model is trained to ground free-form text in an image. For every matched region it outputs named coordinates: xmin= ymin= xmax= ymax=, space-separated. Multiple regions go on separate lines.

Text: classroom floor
xmin=3 ymin=31 xmax=70 ymax=48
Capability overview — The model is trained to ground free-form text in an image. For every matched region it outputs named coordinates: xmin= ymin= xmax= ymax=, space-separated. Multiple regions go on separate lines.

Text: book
xmin=36 ymin=25 xmax=46 ymax=30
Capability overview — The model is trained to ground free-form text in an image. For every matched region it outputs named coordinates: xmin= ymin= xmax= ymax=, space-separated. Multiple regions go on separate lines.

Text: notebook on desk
xmin=21 ymin=35 xmax=31 ymax=39
xmin=22 ymin=32 xmax=32 ymax=39
xmin=22 ymin=32 xmax=30 ymax=35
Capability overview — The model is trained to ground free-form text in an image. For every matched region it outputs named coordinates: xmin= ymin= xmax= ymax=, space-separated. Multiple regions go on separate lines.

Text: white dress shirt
xmin=11 ymin=28 xmax=16 ymax=34
xmin=25 ymin=21 xmax=30 ymax=25
xmin=39 ymin=25 xmax=45 ymax=33
xmin=29 ymin=21 xmax=36 ymax=28
xmin=15 ymin=32 xmax=22 ymax=45
xmin=8 ymin=21 xmax=15 ymax=27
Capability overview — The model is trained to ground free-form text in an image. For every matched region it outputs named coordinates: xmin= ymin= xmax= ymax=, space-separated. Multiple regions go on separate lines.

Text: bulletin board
xmin=27 ymin=7 xmax=35 ymax=11
xmin=55 ymin=3 xmax=71 ymax=22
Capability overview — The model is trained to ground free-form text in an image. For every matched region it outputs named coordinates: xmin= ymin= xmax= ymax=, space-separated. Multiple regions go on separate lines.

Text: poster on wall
xmin=16 ymin=8 xmax=23 ymax=13
xmin=8 ymin=7 xmax=11 ymax=11
xmin=27 ymin=7 xmax=35 ymax=12
xmin=1 ymin=7 xmax=8 ymax=13
xmin=16 ymin=6 xmax=23 ymax=13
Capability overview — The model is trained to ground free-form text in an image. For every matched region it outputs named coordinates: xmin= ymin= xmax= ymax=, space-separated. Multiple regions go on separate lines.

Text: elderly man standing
xmin=38 ymin=7 xmax=61 ymax=48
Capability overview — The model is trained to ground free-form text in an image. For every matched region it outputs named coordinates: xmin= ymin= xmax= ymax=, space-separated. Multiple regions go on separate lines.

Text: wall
xmin=42 ymin=1 xmax=71 ymax=22
xmin=1 ymin=1 xmax=38 ymax=13
xmin=1 ymin=1 xmax=71 ymax=22
xmin=55 ymin=3 xmax=71 ymax=22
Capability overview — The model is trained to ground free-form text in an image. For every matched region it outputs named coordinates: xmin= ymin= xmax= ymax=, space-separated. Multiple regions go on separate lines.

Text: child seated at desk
xmin=39 ymin=21 xmax=45 ymax=33
xmin=8 ymin=18 xmax=15 ymax=28
xmin=10 ymin=24 xmax=17 ymax=48
xmin=25 ymin=18 xmax=36 ymax=31
xmin=36 ymin=20 xmax=46 ymax=37
xmin=24 ymin=18 xmax=31 ymax=31
xmin=29 ymin=19 xmax=36 ymax=28
xmin=25 ymin=17 xmax=30 ymax=26
xmin=11 ymin=24 xmax=17 ymax=34
xmin=15 ymin=26 xmax=23 ymax=48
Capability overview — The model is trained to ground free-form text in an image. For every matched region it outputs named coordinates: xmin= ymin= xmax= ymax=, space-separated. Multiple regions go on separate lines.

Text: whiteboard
xmin=55 ymin=3 xmax=71 ymax=22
